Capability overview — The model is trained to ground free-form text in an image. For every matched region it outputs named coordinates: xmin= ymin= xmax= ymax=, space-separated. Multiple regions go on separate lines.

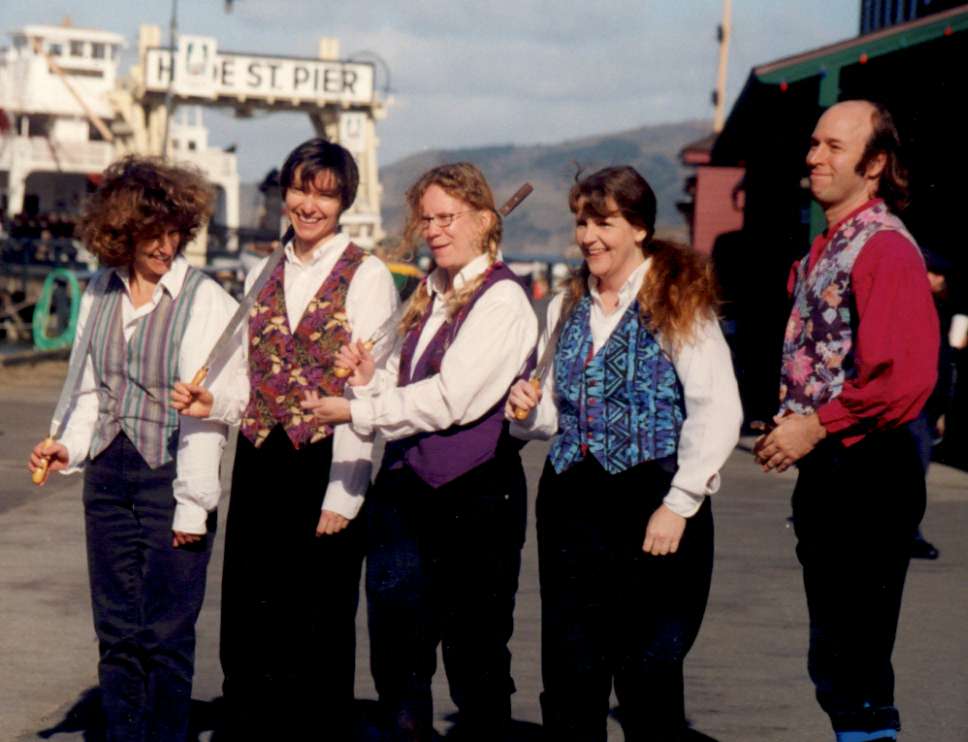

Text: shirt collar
xmin=427 ymin=250 xmax=499 ymax=297
xmin=116 ymin=254 xmax=190 ymax=299
xmin=284 ymin=231 xmax=349 ymax=267
xmin=822 ymin=197 xmax=884 ymax=239
xmin=588 ymin=257 xmax=650 ymax=307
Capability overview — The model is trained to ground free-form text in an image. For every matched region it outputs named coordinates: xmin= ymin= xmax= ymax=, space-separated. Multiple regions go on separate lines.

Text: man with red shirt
xmin=755 ymin=100 xmax=937 ymax=742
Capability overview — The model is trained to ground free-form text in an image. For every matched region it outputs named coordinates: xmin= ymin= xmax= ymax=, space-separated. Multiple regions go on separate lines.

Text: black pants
xmin=366 ymin=454 xmax=527 ymax=741
xmin=793 ymin=427 xmax=925 ymax=735
xmin=537 ymin=456 xmax=713 ymax=742
xmin=84 ymin=434 xmax=215 ymax=742
xmin=220 ymin=426 xmax=364 ymax=740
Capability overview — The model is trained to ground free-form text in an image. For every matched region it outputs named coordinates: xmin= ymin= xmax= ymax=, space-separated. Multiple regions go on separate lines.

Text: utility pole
xmin=713 ymin=0 xmax=732 ymax=133
xmin=161 ymin=0 xmax=178 ymax=158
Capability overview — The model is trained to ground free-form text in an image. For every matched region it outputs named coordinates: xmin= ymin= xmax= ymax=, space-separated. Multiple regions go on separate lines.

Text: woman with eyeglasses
xmin=171 ymin=138 xmax=398 ymax=739
xmin=302 ymin=162 xmax=538 ymax=741
xmin=508 ymin=166 xmax=742 ymax=741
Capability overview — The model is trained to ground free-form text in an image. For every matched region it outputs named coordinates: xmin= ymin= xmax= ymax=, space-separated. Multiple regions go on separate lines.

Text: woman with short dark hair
xmin=172 ymin=137 xmax=397 ymax=738
xmin=29 ymin=155 xmax=236 ymax=742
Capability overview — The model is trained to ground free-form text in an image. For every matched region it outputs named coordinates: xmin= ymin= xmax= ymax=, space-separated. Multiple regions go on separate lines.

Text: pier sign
xmin=144 ymin=36 xmax=374 ymax=105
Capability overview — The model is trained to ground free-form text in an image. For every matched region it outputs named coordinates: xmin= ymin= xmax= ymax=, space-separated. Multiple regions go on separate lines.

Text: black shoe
xmin=911 ymin=536 xmax=940 ymax=560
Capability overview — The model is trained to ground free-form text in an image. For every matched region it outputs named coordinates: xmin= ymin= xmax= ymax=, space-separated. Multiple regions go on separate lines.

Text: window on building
xmin=187 ymin=141 xmax=197 ymax=151
xmin=48 ymin=43 xmax=63 ymax=56
xmin=171 ymin=140 xmax=179 ymax=150
xmin=92 ymin=43 xmax=105 ymax=59
xmin=70 ymin=40 xmax=85 ymax=57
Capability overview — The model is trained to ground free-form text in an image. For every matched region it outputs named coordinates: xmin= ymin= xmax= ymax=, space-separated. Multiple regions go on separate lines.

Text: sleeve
xmin=350 ymin=280 xmax=539 ymax=441
xmin=663 ymin=316 xmax=743 ymax=517
xmin=816 ymin=232 xmax=939 ymax=439
xmin=322 ymin=256 xmax=399 ymax=519
xmin=509 ymin=292 xmax=564 ymax=440
xmin=171 ymin=281 xmax=238 ymax=534
xmin=58 ymin=274 xmax=106 ymax=473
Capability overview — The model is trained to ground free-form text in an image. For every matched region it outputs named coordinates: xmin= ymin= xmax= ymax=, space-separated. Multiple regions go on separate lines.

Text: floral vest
xmin=778 ymin=201 xmax=916 ymax=416
xmin=240 ymin=242 xmax=365 ymax=448
xmin=383 ymin=262 xmax=534 ymax=487
xmin=88 ymin=268 xmax=207 ymax=468
xmin=548 ymin=296 xmax=685 ymax=475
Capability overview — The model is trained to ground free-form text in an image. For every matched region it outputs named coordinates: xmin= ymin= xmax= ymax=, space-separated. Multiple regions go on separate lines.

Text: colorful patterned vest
xmin=549 ymin=296 xmax=685 ymax=475
xmin=384 ymin=262 xmax=534 ymax=487
xmin=778 ymin=201 xmax=917 ymax=416
xmin=88 ymin=267 xmax=208 ymax=468
xmin=241 ymin=242 xmax=365 ymax=448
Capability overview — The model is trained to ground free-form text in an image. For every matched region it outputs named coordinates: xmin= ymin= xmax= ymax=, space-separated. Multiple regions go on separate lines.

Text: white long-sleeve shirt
xmin=350 ymin=252 xmax=539 ymax=441
xmin=207 ymin=231 xmax=399 ymax=520
xmin=510 ymin=258 xmax=743 ymax=518
xmin=58 ymin=255 xmax=237 ymax=534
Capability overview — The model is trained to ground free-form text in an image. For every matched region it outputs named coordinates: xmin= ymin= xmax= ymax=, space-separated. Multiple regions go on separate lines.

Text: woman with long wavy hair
xmin=509 ymin=165 xmax=743 ymax=741
xmin=302 ymin=162 xmax=538 ymax=741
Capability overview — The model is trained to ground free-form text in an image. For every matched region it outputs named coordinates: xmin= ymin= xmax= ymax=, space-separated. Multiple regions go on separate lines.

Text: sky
xmin=3 ymin=1 xmax=859 ymax=180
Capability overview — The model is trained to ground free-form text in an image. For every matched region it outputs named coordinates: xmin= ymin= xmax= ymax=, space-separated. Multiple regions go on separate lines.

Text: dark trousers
xmin=537 ymin=456 xmax=714 ymax=742
xmin=366 ymin=454 xmax=527 ymax=741
xmin=220 ymin=426 xmax=364 ymax=740
xmin=793 ymin=427 xmax=926 ymax=735
xmin=83 ymin=433 xmax=214 ymax=742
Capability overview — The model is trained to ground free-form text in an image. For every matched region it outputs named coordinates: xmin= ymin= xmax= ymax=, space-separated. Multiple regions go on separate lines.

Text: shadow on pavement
xmin=35 ymin=693 xmax=545 ymax=741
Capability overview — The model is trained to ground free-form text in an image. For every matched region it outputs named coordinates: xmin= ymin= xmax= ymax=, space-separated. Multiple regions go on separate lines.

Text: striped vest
xmin=241 ymin=243 xmax=365 ymax=448
xmin=88 ymin=268 xmax=207 ymax=468
xmin=549 ymin=297 xmax=685 ymax=475
xmin=778 ymin=201 xmax=917 ymax=416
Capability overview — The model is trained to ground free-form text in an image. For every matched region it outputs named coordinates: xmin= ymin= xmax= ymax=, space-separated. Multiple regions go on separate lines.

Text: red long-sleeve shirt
xmin=788 ymin=200 xmax=939 ymax=446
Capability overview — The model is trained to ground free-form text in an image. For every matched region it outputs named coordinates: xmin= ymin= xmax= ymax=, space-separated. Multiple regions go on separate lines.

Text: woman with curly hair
xmin=508 ymin=166 xmax=743 ymax=741
xmin=302 ymin=162 xmax=538 ymax=741
xmin=27 ymin=156 xmax=237 ymax=742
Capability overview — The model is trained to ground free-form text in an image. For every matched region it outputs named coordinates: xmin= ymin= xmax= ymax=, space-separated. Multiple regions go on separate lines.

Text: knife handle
xmin=31 ymin=436 xmax=55 ymax=486
xmin=512 ymin=377 xmax=542 ymax=421
xmin=334 ymin=340 xmax=375 ymax=379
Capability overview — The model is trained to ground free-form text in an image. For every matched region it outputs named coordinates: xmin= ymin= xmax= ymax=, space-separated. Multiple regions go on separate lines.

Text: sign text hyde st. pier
xmin=143 ymin=36 xmax=375 ymax=105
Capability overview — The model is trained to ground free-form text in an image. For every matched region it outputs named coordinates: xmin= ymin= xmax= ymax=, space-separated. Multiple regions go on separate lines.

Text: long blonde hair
xmin=398 ymin=162 xmax=502 ymax=334
xmin=563 ymin=166 xmax=718 ymax=351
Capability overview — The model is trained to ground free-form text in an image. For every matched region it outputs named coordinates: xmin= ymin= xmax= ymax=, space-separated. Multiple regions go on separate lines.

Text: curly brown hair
xmin=79 ymin=156 xmax=214 ymax=267
xmin=564 ymin=166 xmax=719 ymax=350
xmin=398 ymin=162 xmax=502 ymax=334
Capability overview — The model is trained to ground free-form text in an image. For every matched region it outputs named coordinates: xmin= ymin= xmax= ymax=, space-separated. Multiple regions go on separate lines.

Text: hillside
xmin=378 ymin=120 xmax=711 ymax=256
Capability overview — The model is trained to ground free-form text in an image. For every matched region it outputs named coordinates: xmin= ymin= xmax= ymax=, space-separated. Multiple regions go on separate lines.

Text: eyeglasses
xmin=417 ymin=211 xmax=474 ymax=231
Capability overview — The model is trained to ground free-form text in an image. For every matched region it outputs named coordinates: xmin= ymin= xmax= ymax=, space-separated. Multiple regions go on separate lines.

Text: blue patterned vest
xmin=549 ymin=296 xmax=685 ymax=474
xmin=778 ymin=201 xmax=917 ymax=416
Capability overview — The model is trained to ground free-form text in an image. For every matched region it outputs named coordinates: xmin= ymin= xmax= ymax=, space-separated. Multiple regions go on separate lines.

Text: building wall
xmin=692 ymin=166 xmax=745 ymax=255
xmin=860 ymin=0 xmax=967 ymax=34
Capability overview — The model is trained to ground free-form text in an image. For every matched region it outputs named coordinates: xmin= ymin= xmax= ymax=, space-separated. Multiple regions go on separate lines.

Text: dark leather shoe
xmin=911 ymin=536 xmax=940 ymax=560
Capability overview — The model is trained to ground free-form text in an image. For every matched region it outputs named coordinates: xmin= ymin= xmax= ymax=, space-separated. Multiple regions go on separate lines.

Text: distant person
xmin=508 ymin=166 xmax=742 ymax=741
xmin=755 ymin=100 xmax=937 ymax=741
xmin=301 ymin=162 xmax=538 ymax=741
xmin=28 ymin=156 xmax=236 ymax=742
xmin=172 ymin=138 xmax=398 ymax=739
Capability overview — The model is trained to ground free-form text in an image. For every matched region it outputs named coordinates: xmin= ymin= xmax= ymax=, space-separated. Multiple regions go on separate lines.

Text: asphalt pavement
xmin=1 ymin=360 xmax=965 ymax=741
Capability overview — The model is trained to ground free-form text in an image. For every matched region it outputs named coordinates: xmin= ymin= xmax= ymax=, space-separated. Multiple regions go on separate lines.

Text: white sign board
xmin=144 ymin=37 xmax=375 ymax=105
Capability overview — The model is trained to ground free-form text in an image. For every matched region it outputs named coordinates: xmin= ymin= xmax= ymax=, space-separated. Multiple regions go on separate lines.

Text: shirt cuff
xmin=816 ymin=399 xmax=853 ymax=435
xmin=58 ymin=433 xmax=88 ymax=473
xmin=663 ymin=486 xmax=706 ymax=518
xmin=321 ymin=487 xmax=365 ymax=520
xmin=207 ymin=390 xmax=241 ymax=427
xmin=349 ymin=398 xmax=375 ymax=437
xmin=172 ymin=501 xmax=208 ymax=535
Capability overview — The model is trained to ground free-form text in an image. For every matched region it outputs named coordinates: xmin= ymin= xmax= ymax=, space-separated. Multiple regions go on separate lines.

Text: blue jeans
xmin=84 ymin=433 xmax=214 ymax=742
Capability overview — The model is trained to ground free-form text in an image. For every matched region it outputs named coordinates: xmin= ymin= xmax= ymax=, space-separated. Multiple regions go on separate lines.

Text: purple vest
xmin=778 ymin=201 xmax=917 ymax=416
xmin=384 ymin=262 xmax=533 ymax=488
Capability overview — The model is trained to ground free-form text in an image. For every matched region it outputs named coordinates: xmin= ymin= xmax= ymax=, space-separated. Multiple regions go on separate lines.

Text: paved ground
xmin=1 ymin=360 xmax=966 ymax=741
